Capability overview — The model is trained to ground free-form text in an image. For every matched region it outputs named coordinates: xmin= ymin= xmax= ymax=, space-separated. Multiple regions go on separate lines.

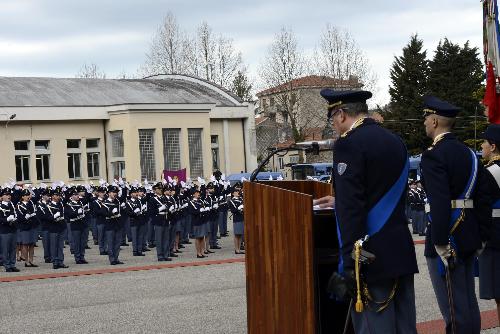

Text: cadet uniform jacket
xmin=228 ymin=197 xmax=243 ymax=222
xmin=483 ymin=159 xmax=500 ymax=249
xmin=124 ymin=198 xmax=147 ymax=226
xmin=421 ymin=133 xmax=491 ymax=258
xmin=333 ymin=118 xmax=418 ymax=283
xmin=0 ymin=201 xmax=17 ymax=234
xmin=16 ymin=200 xmax=37 ymax=231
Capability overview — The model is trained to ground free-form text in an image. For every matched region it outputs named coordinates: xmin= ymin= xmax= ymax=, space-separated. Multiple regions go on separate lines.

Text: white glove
xmin=29 ymin=213 xmax=36 ymax=218
xmin=141 ymin=205 xmax=147 ymax=210
xmin=78 ymin=208 xmax=83 ymax=214
xmin=183 ymin=203 xmax=188 ymax=208
xmin=169 ymin=206 xmax=175 ymax=213
xmin=121 ymin=203 xmax=126 ymax=208
xmin=54 ymin=212 xmax=61 ymax=219
xmin=238 ymin=205 xmax=244 ymax=211
xmin=112 ymin=208 xmax=118 ymax=214
xmin=200 ymin=207 xmax=206 ymax=212
xmin=158 ymin=205 xmax=166 ymax=212
xmin=435 ymin=244 xmax=452 ymax=267
xmin=25 ymin=214 xmax=31 ymax=220
xmin=7 ymin=215 xmax=16 ymax=222
xmin=214 ymin=204 xmax=219 ymax=209
xmin=476 ymin=242 xmax=487 ymax=257
xmin=134 ymin=208 xmax=140 ymax=213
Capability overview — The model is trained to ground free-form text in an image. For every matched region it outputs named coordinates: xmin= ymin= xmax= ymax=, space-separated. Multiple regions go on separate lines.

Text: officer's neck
xmin=431 ymin=128 xmax=451 ymax=141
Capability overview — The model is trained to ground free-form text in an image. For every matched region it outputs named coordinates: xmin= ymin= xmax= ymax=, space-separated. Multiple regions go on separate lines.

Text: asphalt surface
xmin=0 ymin=226 xmax=498 ymax=333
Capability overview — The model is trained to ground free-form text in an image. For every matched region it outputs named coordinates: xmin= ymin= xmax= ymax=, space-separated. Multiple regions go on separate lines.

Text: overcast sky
xmin=0 ymin=0 xmax=484 ymax=105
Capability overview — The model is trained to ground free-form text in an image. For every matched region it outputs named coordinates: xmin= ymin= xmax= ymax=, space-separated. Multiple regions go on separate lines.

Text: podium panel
xmin=244 ymin=181 xmax=316 ymax=334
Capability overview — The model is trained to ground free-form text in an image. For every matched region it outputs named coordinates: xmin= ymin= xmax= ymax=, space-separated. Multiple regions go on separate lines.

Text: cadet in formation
xmin=229 ymin=184 xmax=244 ymax=254
xmin=420 ymin=96 xmax=491 ymax=334
xmin=478 ymin=124 xmax=500 ymax=324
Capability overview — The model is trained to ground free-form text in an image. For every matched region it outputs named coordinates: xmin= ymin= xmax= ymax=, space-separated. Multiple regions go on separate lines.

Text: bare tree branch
xmin=76 ymin=63 xmax=106 ymax=79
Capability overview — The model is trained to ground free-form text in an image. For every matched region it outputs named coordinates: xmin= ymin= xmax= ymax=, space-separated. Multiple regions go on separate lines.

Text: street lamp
xmin=1 ymin=113 xmax=16 ymax=138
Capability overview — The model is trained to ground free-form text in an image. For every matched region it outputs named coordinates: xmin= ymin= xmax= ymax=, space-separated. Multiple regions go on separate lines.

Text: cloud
xmin=0 ymin=0 xmax=485 ymax=104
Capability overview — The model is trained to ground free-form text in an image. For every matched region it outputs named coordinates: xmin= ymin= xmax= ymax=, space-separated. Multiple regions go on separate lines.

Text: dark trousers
xmin=42 ymin=229 xmax=50 ymax=260
xmin=90 ymin=217 xmax=98 ymax=241
xmin=71 ymin=228 xmax=86 ymax=261
xmin=209 ymin=218 xmax=219 ymax=247
xmin=49 ymin=230 xmax=65 ymax=266
xmin=169 ymin=221 xmax=177 ymax=250
xmin=147 ymin=219 xmax=155 ymax=244
xmin=427 ymin=256 xmax=481 ymax=334
xmin=218 ymin=211 xmax=227 ymax=235
xmin=155 ymin=224 xmax=170 ymax=260
xmin=351 ymin=274 xmax=417 ymax=334
xmin=0 ymin=232 xmax=17 ymax=269
xmin=130 ymin=224 xmax=145 ymax=254
xmin=182 ymin=215 xmax=192 ymax=242
xmin=97 ymin=224 xmax=107 ymax=253
xmin=105 ymin=229 xmax=121 ymax=263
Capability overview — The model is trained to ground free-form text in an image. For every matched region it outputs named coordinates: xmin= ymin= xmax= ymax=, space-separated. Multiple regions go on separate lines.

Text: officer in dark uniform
xmin=16 ymin=189 xmax=38 ymax=267
xmin=124 ymin=187 xmax=146 ymax=256
xmin=90 ymin=187 xmax=108 ymax=255
xmin=103 ymin=185 xmax=123 ymax=265
xmin=228 ymin=186 xmax=244 ymax=254
xmin=137 ymin=186 xmax=151 ymax=253
xmin=149 ymin=183 xmax=171 ymax=261
xmin=47 ymin=189 xmax=68 ymax=269
xmin=478 ymin=124 xmax=500 ymax=324
xmin=205 ymin=182 xmax=221 ymax=250
xmin=77 ymin=185 xmax=91 ymax=250
xmin=65 ymin=189 xmax=88 ymax=264
xmin=318 ymin=89 xmax=418 ymax=333
xmin=0 ymin=188 xmax=20 ymax=272
xmin=188 ymin=187 xmax=208 ymax=258
xmin=37 ymin=188 xmax=52 ymax=263
xmin=420 ymin=96 xmax=491 ymax=334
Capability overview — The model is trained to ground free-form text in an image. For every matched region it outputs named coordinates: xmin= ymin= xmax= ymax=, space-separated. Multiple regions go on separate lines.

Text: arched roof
xmin=0 ymin=74 xmax=242 ymax=107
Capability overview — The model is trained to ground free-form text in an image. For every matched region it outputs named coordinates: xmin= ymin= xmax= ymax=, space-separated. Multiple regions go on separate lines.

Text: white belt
xmin=106 ymin=214 xmax=121 ymax=220
xmin=424 ymin=199 xmax=474 ymax=213
xmin=157 ymin=212 xmax=166 ymax=216
xmin=493 ymin=209 xmax=500 ymax=218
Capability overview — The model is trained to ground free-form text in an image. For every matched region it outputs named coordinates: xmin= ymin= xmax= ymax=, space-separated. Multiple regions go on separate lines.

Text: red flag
xmin=483 ymin=61 xmax=500 ymax=124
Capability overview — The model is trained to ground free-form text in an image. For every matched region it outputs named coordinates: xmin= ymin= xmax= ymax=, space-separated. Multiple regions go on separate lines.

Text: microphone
xmin=294 ymin=139 xmax=335 ymax=154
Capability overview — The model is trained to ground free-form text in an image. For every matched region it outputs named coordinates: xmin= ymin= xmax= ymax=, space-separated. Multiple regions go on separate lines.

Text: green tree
xmin=427 ymin=39 xmax=484 ymax=144
xmin=231 ymin=70 xmax=253 ymax=101
xmin=386 ymin=34 xmax=430 ymax=154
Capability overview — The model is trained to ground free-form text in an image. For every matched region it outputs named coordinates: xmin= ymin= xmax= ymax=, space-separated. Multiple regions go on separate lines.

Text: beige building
xmin=0 ymin=74 xmax=257 ymax=184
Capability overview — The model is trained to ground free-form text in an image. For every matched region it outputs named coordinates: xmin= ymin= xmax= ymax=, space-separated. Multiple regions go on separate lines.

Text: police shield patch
xmin=337 ymin=163 xmax=347 ymax=175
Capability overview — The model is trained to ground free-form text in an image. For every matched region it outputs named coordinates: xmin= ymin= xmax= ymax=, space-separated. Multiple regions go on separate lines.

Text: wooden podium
xmin=243 ymin=180 xmax=352 ymax=334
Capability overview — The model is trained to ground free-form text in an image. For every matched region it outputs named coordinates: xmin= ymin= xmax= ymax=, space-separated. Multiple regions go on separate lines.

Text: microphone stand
xmin=250 ymin=145 xmax=306 ymax=182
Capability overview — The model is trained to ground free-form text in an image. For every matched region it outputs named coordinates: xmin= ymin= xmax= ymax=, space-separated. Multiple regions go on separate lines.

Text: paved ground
xmin=0 ymin=225 xmax=498 ymax=333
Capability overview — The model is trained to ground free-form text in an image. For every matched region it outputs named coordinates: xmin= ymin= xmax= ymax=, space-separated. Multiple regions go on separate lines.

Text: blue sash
xmin=493 ymin=199 xmax=500 ymax=209
xmin=430 ymin=148 xmax=478 ymax=275
xmin=336 ymin=158 xmax=409 ymax=273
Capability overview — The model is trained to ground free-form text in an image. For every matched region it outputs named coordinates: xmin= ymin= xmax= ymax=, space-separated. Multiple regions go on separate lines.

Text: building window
xmin=110 ymin=131 xmax=124 ymax=157
xmin=14 ymin=140 xmax=30 ymax=182
xmin=87 ymin=153 xmax=100 ymax=178
xmin=188 ymin=128 xmax=203 ymax=178
xmin=14 ymin=141 xmax=29 ymax=151
xmin=67 ymin=139 xmax=80 ymax=149
xmin=68 ymin=153 xmax=81 ymax=179
xmin=278 ymin=157 xmax=284 ymax=169
xmin=289 ymin=155 xmax=299 ymax=164
xmin=139 ymin=129 xmax=156 ymax=181
xmin=36 ymin=154 xmax=50 ymax=180
xmin=211 ymin=135 xmax=219 ymax=171
xmin=15 ymin=156 xmax=30 ymax=182
xmin=111 ymin=161 xmax=126 ymax=180
xmin=86 ymin=138 xmax=99 ymax=149
xmin=162 ymin=129 xmax=181 ymax=171
xmin=35 ymin=140 xmax=50 ymax=150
